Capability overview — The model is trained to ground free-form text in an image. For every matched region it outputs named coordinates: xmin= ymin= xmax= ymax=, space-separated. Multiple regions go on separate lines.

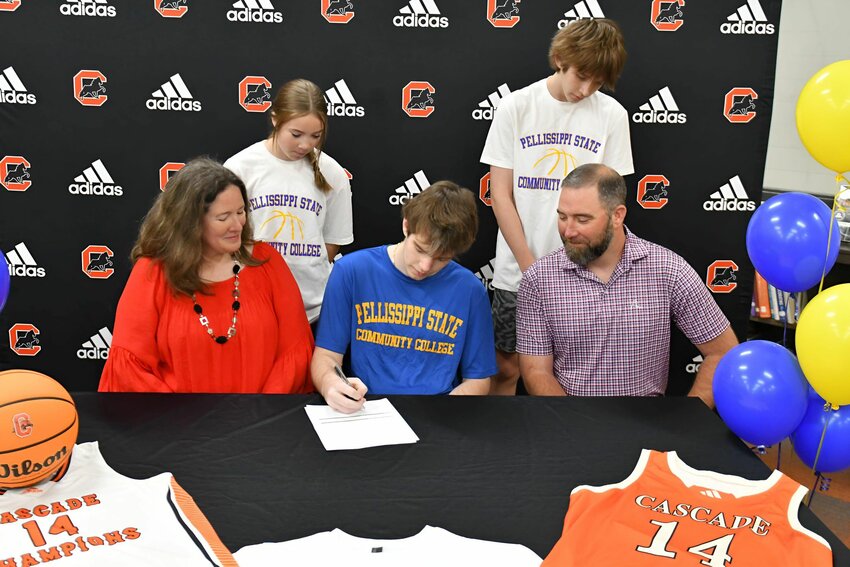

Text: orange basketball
xmin=0 ymin=369 xmax=78 ymax=488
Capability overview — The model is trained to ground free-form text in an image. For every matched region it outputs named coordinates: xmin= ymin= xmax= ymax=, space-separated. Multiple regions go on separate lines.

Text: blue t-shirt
xmin=316 ymin=246 xmax=497 ymax=395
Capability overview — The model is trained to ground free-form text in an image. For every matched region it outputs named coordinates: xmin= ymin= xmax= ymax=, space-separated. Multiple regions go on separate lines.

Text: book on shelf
xmin=751 ymin=270 xmax=806 ymax=324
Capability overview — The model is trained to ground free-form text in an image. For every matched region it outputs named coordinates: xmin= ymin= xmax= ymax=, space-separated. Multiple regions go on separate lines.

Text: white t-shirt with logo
xmin=480 ymin=78 xmax=634 ymax=292
xmin=234 ymin=526 xmax=542 ymax=567
xmin=225 ymin=142 xmax=354 ymax=322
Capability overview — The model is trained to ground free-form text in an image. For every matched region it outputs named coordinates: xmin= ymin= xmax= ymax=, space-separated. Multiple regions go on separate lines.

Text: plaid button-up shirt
xmin=517 ymin=229 xmax=729 ymax=396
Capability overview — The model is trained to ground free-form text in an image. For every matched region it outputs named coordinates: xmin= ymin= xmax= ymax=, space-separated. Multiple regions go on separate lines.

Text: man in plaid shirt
xmin=516 ymin=164 xmax=738 ymax=408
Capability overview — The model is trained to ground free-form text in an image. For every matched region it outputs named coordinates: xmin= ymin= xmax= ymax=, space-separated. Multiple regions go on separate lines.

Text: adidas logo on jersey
xmin=475 ymin=258 xmax=496 ymax=291
xmin=60 ymin=0 xmax=117 ymax=17
xmin=393 ymin=0 xmax=448 ymax=28
xmin=324 ymin=79 xmax=365 ymax=117
xmin=0 ymin=66 xmax=36 ymax=105
xmin=227 ymin=0 xmax=283 ymax=23
xmin=4 ymin=243 xmax=45 ymax=278
xmin=632 ymin=86 xmax=686 ymax=124
xmin=704 ymin=175 xmax=755 ymax=212
xmin=68 ymin=159 xmax=123 ymax=197
xmin=146 ymin=74 xmax=202 ymax=112
xmin=472 ymin=83 xmax=511 ymax=120
xmin=721 ymin=0 xmax=774 ymax=34
xmin=686 ymin=354 xmax=703 ymax=374
xmin=77 ymin=327 xmax=112 ymax=360
xmin=389 ymin=170 xmax=430 ymax=205
xmin=557 ymin=0 xmax=604 ymax=29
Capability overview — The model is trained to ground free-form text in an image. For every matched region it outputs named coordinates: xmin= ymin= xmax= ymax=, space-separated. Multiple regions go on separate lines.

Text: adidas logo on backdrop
xmin=146 ymin=74 xmax=202 ymax=112
xmin=721 ymin=0 xmax=774 ymax=34
xmin=475 ymin=259 xmax=496 ymax=291
xmin=472 ymin=83 xmax=511 ymax=121
xmin=69 ymin=159 xmax=123 ymax=197
xmin=227 ymin=0 xmax=283 ymax=23
xmin=324 ymin=79 xmax=364 ymax=117
xmin=389 ymin=170 xmax=430 ymax=205
xmin=704 ymin=175 xmax=755 ymax=211
xmin=60 ymin=0 xmax=116 ymax=17
xmin=393 ymin=0 xmax=448 ymax=28
xmin=0 ymin=66 xmax=36 ymax=105
xmin=557 ymin=0 xmax=604 ymax=29
xmin=632 ymin=86 xmax=686 ymax=124
xmin=77 ymin=327 xmax=112 ymax=360
xmin=4 ymin=243 xmax=45 ymax=278
xmin=686 ymin=354 xmax=703 ymax=374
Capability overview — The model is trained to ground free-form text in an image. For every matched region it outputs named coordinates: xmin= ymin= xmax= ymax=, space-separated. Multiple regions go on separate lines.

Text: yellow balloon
xmin=796 ymin=60 xmax=850 ymax=173
xmin=796 ymin=284 xmax=850 ymax=405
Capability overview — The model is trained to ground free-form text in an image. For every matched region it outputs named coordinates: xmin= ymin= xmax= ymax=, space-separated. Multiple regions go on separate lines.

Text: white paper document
xmin=305 ymin=398 xmax=420 ymax=451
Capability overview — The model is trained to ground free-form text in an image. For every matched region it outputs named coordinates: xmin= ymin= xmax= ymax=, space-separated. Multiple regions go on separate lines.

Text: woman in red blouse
xmin=99 ymin=158 xmax=314 ymax=393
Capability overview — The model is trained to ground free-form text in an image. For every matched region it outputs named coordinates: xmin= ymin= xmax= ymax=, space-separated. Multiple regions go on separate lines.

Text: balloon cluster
xmin=714 ymin=60 xmax=850 ymax=475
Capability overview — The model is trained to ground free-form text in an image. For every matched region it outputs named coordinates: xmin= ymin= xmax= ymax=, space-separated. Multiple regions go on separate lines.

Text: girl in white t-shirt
xmin=225 ymin=79 xmax=353 ymax=324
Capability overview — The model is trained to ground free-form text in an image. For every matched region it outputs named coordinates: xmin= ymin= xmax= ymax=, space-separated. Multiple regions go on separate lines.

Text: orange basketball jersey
xmin=543 ymin=449 xmax=831 ymax=566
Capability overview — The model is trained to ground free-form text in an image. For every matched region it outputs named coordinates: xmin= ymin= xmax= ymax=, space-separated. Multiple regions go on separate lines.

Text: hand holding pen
xmin=328 ymin=364 xmax=367 ymax=413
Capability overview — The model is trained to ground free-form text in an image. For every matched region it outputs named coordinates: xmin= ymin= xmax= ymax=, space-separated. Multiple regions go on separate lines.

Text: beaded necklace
xmin=192 ymin=260 xmax=241 ymax=344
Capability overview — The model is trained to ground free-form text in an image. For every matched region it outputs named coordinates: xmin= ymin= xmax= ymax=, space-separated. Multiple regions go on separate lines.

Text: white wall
xmin=764 ymin=0 xmax=850 ymax=196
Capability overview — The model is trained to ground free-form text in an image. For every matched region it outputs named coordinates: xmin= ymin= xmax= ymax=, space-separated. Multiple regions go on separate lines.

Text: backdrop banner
xmin=0 ymin=0 xmax=779 ymax=391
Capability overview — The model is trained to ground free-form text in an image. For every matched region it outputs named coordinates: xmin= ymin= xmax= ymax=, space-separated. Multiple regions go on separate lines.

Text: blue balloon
xmin=791 ymin=392 xmax=850 ymax=473
xmin=746 ymin=192 xmax=840 ymax=292
xmin=0 ymin=261 xmax=8 ymax=313
xmin=713 ymin=340 xmax=808 ymax=446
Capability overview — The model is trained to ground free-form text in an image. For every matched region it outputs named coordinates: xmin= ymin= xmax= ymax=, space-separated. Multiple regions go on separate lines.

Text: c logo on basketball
xmin=81 ymin=245 xmax=115 ymax=279
xmin=724 ymin=87 xmax=758 ymax=123
xmin=706 ymin=260 xmax=739 ymax=293
xmin=637 ymin=175 xmax=670 ymax=209
xmin=9 ymin=323 xmax=41 ymax=357
xmin=0 ymin=0 xmax=21 ymax=11
xmin=239 ymin=76 xmax=272 ymax=113
xmin=160 ymin=162 xmax=185 ymax=191
xmin=651 ymin=0 xmax=685 ymax=32
xmin=487 ymin=0 xmax=520 ymax=28
xmin=322 ymin=0 xmax=354 ymax=24
xmin=402 ymin=81 xmax=436 ymax=118
xmin=1 ymin=156 xmax=31 ymax=192
xmin=13 ymin=413 xmax=33 ymax=438
xmin=155 ymin=0 xmax=188 ymax=18
xmin=73 ymin=70 xmax=108 ymax=107
xmin=479 ymin=172 xmax=493 ymax=207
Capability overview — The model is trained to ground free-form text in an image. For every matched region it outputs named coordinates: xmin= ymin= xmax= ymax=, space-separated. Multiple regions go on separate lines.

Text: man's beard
xmin=562 ymin=218 xmax=614 ymax=266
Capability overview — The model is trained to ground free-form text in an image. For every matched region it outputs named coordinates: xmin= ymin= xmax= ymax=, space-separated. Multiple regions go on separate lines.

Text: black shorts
xmin=491 ymin=288 xmax=517 ymax=353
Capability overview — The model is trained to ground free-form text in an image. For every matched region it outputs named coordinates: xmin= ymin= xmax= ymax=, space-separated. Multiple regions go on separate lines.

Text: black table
xmin=75 ymin=393 xmax=850 ymax=565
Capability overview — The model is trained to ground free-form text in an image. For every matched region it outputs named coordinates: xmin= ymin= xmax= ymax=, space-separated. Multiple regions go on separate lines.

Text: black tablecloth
xmin=74 ymin=393 xmax=850 ymax=565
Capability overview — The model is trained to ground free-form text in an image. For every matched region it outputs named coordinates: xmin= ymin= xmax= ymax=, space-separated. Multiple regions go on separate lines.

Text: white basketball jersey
xmin=234 ymin=526 xmax=542 ymax=566
xmin=0 ymin=442 xmax=236 ymax=566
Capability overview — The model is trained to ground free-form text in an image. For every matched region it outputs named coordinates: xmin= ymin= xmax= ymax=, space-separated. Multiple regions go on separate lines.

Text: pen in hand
xmin=333 ymin=364 xmax=361 ymax=402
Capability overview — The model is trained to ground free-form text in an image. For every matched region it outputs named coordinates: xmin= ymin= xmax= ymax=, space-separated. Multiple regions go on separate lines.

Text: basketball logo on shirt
xmin=724 ymin=88 xmax=758 ymax=123
xmin=12 ymin=413 xmax=33 ymax=438
xmin=706 ymin=260 xmax=738 ymax=293
xmin=479 ymin=172 xmax=492 ymax=207
xmin=637 ymin=175 xmax=669 ymax=209
xmin=533 ymin=148 xmax=576 ymax=177
xmin=402 ymin=82 xmax=436 ymax=118
xmin=651 ymin=0 xmax=685 ymax=32
xmin=261 ymin=210 xmax=305 ymax=240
